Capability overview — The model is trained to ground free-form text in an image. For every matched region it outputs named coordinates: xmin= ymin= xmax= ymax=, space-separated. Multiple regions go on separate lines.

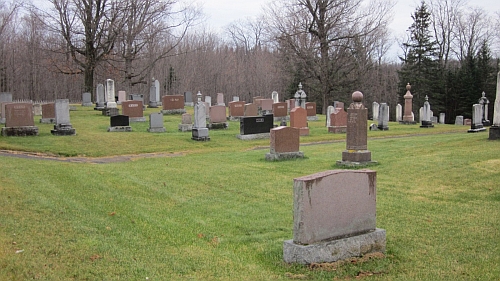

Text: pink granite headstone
xmin=273 ymin=102 xmax=288 ymax=118
xmin=122 ymin=100 xmax=143 ymax=118
xmin=229 ymin=101 xmax=245 ymax=117
xmin=162 ymin=95 xmax=185 ymax=110
xmin=5 ymin=103 xmax=35 ymax=127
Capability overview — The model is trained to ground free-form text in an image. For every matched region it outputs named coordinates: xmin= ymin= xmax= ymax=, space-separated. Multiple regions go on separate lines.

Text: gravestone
xmin=252 ymin=96 xmax=263 ymax=106
xmin=468 ymin=104 xmax=486 ymax=133
xmin=272 ymin=91 xmax=279 ymax=103
xmin=117 ymin=91 xmax=126 ymax=105
xmin=148 ymin=112 xmax=166 ymax=133
xmin=372 ymin=102 xmax=379 ymax=121
xmin=489 ymin=70 xmax=500 ymax=139
xmin=337 ymin=91 xmax=376 ymax=166
xmin=122 ymin=100 xmax=146 ymax=122
xmin=217 ymin=93 xmax=225 ymax=106
xmin=401 ymin=83 xmax=416 ymax=124
xmin=154 ymin=79 xmax=161 ymax=106
xmin=105 ymin=79 xmax=117 ymax=108
xmin=82 ymin=92 xmax=93 ymax=106
xmin=244 ymin=103 xmax=258 ymax=117
xmin=439 ymin=113 xmax=446 ymax=124
xmin=228 ymin=101 xmax=245 ymax=121
xmin=455 ymin=116 xmax=464 ymax=125
xmin=149 ymin=85 xmax=158 ymax=108
xmin=420 ymin=96 xmax=434 ymax=128
xmin=33 ymin=104 xmax=42 ymax=116
xmin=328 ymin=108 xmax=347 ymax=133
xmin=94 ymin=84 xmax=105 ymax=110
xmin=192 ymin=92 xmax=210 ymax=141
xmin=0 ymin=92 xmax=13 ymax=123
xmin=396 ymin=104 xmax=402 ymax=122
xmin=2 ymin=103 xmax=39 ymax=136
xmin=265 ymin=126 xmax=304 ymax=161
xmin=40 ymin=103 xmax=56 ymax=124
xmin=377 ymin=103 xmax=389 ymax=130
xmin=283 ymin=169 xmax=386 ymax=264
xmin=107 ymin=115 xmax=131 ymax=132
xmin=287 ymin=99 xmax=295 ymax=113
xmin=51 ymin=99 xmax=76 ymax=135
xmin=237 ymin=114 xmax=274 ymax=140
xmin=333 ymin=101 xmax=345 ymax=111
xmin=305 ymin=102 xmax=318 ymax=121
xmin=290 ymin=107 xmax=309 ymax=136
xmin=326 ymin=106 xmax=335 ymax=127
xmin=178 ymin=113 xmax=193 ymax=132
xmin=294 ymin=83 xmax=307 ymax=108
xmin=233 ymin=96 xmax=239 ymax=102
xmin=273 ymin=102 xmax=288 ymax=123
xmin=184 ymin=91 xmax=194 ymax=106
xmin=208 ymin=105 xmax=228 ymax=129
xmin=205 ymin=96 xmax=212 ymax=106
xmin=478 ymin=92 xmax=490 ymax=126
xmin=161 ymin=95 xmax=186 ymax=115
xmin=260 ymin=99 xmax=274 ymax=115
xmin=464 ymin=118 xmax=471 ymax=126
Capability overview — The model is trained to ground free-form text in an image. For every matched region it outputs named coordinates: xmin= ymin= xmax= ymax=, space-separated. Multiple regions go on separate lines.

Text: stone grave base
xmin=420 ymin=121 xmax=434 ymax=128
xmin=40 ymin=118 xmax=56 ymax=124
xmin=489 ymin=126 xmax=500 ymax=140
xmin=148 ymin=102 xmax=158 ymax=108
xmin=265 ymin=151 xmax=304 ymax=161
xmin=192 ymin=128 xmax=210 ymax=141
xmin=236 ymin=133 xmax=270 ymax=140
xmin=82 ymin=102 xmax=93 ymax=107
xmin=148 ymin=127 xmax=166 ymax=133
xmin=94 ymin=106 xmax=105 ymax=111
xmin=468 ymin=127 xmax=486 ymax=133
xmin=102 ymin=108 xmax=119 ymax=117
xmin=377 ymin=125 xmax=389 ymax=130
xmin=107 ymin=126 xmax=132 ymax=132
xmin=161 ymin=109 xmax=186 ymax=115
xmin=2 ymin=126 xmax=39 ymax=136
xmin=208 ymin=122 xmax=228 ymax=129
xmin=283 ymin=228 xmax=386 ymax=264
xmin=129 ymin=117 xmax=147 ymax=122
xmin=307 ymin=116 xmax=318 ymax=121
xmin=399 ymin=120 xmax=417 ymax=125
xmin=298 ymin=127 xmax=309 ymax=136
xmin=178 ymin=124 xmax=193 ymax=132
xmin=51 ymin=124 xmax=76 ymax=136
xmin=338 ymin=150 xmax=377 ymax=167
xmin=328 ymin=126 xmax=347 ymax=133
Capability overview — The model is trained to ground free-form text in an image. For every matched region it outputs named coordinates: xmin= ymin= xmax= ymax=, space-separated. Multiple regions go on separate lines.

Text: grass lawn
xmin=0 ymin=105 xmax=499 ymax=280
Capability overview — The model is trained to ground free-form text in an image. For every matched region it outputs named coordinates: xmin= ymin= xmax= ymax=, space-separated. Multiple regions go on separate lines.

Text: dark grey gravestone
xmin=184 ymin=91 xmax=194 ymax=106
xmin=148 ymin=112 xmax=166 ymax=133
xmin=148 ymin=85 xmax=158 ymax=108
xmin=377 ymin=103 xmax=389 ymax=130
xmin=108 ymin=115 xmax=131 ymax=132
xmin=95 ymin=84 xmax=105 ymax=110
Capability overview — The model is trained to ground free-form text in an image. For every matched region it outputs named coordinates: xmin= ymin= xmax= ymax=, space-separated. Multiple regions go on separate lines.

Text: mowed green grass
xmin=0 ymin=105 xmax=498 ymax=280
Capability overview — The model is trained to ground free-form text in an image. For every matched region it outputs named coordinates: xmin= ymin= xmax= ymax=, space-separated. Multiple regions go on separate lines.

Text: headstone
xmin=40 ymin=103 xmax=56 ymax=124
xmin=326 ymin=106 xmax=336 ymax=127
xmin=233 ymin=96 xmax=239 ymax=102
xmin=161 ymin=95 xmax=186 ymax=115
xmin=51 ymin=99 xmax=76 ymax=135
xmin=260 ymin=99 xmax=274 ymax=115
xmin=107 ymin=115 xmax=131 ymax=132
xmin=244 ymin=103 xmax=258 ymax=117
xmin=117 ymin=91 xmax=126 ymax=105
xmin=33 ymin=104 xmax=42 ymax=116
xmin=0 ymin=92 xmax=13 ymax=123
xmin=439 ymin=113 xmax=445 ymax=124
xmin=148 ymin=112 xmax=166 ymax=133
xmin=216 ymin=93 xmax=225 ymax=106
xmin=337 ymin=91 xmax=376 ymax=166
xmin=287 ymin=99 xmax=295 ymax=113
xmin=290 ymin=107 xmax=309 ymax=136
xmin=228 ymin=101 xmax=245 ymax=121
xmin=205 ymin=96 xmax=212 ymax=106
xmin=294 ymin=83 xmax=307 ymax=108
xmin=489 ymin=70 xmax=500 ymax=139
xmin=305 ymin=102 xmax=318 ymax=121
xmin=478 ymin=92 xmax=490 ymax=126
xmin=252 ymin=96 xmax=263 ymax=106
xmin=2 ymin=103 xmax=39 ymax=136
xmin=396 ymin=104 xmax=402 ymax=122
xmin=283 ymin=170 xmax=386 ymax=264
xmin=272 ymin=91 xmax=279 ymax=103
xmin=105 ymin=79 xmax=117 ymax=108
xmin=148 ymin=85 xmax=158 ymax=108
xmin=82 ymin=92 xmax=93 ymax=106
xmin=372 ymin=102 xmax=379 ymax=121
xmin=94 ymin=84 xmax=105 ymax=110
xmin=238 ymin=114 xmax=274 ymax=140
xmin=401 ymin=83 xmax=416 ymax=124
xmin=178 ymin=113 xmax=193 ymax=132
xmin=272 ymin=102 xmax=288 ymax=118
xmin=464 ymin=118 xmax=471 ymax=126
xmin=184 ymin=91 xmax=194 ymax=106
xmin=377 ymin=103 xmax=389 ymax=130
xmin=154 ymin=79 xmax=161 ymax=105
xmin=328 ymin=108 xmax=347 ymax=133
xmin=420 ymin=96 xmax=434 ymax=128
xmin=333 ymin=101 xmax=345 ymax=111
xmin=455 ymin=116 xmax=464 ymax=125
xmin=419 ymin=107 xmax=424 ymax=123
xmin=192 ymin=92 xmax=210 ymax=141
xmin=209 ymin=105 xmax=228 ymax=129
xmin=265 ymin=126 xmax=304 ymax=161
xmin=129 ymin=94 xmax=144 ymax=103
xmin=122 ymin=100 xmax=146 ymax=122
xmin=431 ymin=116 xmax=438 ymax=124
xmin=468 ymin=104 xmax=486 ymax=133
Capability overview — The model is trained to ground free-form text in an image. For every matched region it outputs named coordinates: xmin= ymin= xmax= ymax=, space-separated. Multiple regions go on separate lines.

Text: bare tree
xmin=0 ymin=0 xmax=23 ymax=92
xmin=453 ymin=7 xmax=492 ymax=62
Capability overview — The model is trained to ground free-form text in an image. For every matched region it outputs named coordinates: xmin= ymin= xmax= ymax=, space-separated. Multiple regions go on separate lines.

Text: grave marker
xmin=237 ymin=114 xmax=274 ymax=140
xmin=82 ymin=92 xmax=93 ymax=106
xmin=2 ymin=103 xmax=38 ymax=136
xmin=178 ymin=113 xmax=193 ymax=132
xmin=265 ymin=126 xmax=304 ymax=161
xmin=51 ymin=99 xmax=76 ymax=135
xmin=40 ymin=103 xmax=56 ymax=124
xmin=489 ymin=70 xmax=500 ymax=139
xmin=107 ymin=115 xmax=131 ymax=132
xmin=148 ymin=112 xmax=166 ymax=133
xmin=161 ymin=95 xmax=186 ymax=115
xmin=122 ymin=100 xmax=146 ymax=122
xmin=290 ymin=107 xmax=309 ymax=136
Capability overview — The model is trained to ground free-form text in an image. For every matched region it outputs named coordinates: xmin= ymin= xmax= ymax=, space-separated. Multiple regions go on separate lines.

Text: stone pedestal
xmin=2 ymin=126 xmax=39 ymax=136
xmin=420 ymin=120 xmax=434 ymax=128
xmin=489 ymin=126 xmax=500 ymax=140
xmin=192 ymin=128 xmax=210 ymax=141
xmin=107 ymin=126 xmax=132 ymax=132
xmin=51 ymin=124 xmax=76 ymax=136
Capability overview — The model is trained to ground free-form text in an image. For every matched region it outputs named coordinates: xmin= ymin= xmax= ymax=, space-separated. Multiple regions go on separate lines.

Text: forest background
xmin=0 ymin=0 xmax=499 ymax=122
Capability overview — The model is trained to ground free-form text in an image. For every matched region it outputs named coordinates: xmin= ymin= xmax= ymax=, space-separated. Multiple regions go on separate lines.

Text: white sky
xmin=201 ymin=0 xmax=500 ymax=59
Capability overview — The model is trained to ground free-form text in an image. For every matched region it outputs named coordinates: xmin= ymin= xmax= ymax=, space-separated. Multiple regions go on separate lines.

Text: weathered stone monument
xmin=208 ymin=105 xmax=228 ymax=129
xmin=178 ymin=113 xmax=193 ymax=132
xmin=0 ymin=92 xmax=13 ymax=123
xmin=33 ymin=104 xmax=42 ymax=116
xmin=420 ymin=96 xmax=434 ymax=128
xmin=328 ymin=108 xmax=347 ymax=133
xmin=283 ymin=169 xmax=386 ymax=264
xmin=94 ymin=84 xmax=105 ymax=110
xmin=455 ymin=116 xmax=464 ymax=125
xmin=439 ymin=113 xmax=446 ymax=124
xmin=122 ymin=100 xmax=146 ymax=122
xmin=401 ymin=83 xmax=416 ymax=124
xmin=192 ymin=92 xmax=210 ymax=141
xmin=489 ymin=70 xmax=500 ymax=139
xmin=294 ymin=83 xmax=307 ymax=108
xmin=51 ymin=99 xmax=76 ymax=136
xmin=337 ymin=91 xmax=376 ymax=166
xmin=468 ymin=104 xmax=486 ymax=133
xmin=117 ymin=91 xmax=126 ymax=105
xmin=478 ymin=92 xmax=490 ymax=126
xmin=265 ymin=126 xmax=304 ymax=161
xmin=105 ymin=79 xmax=117 ymax=108
xmin=216 ymin=93 xmax=225 ymax=106
xmin=148 ymin=112 xmax=166 ymax=133
xmin=149 ymin=84 xmax=158 ymax=108
xmin=107 ymin=115 xmax=131 ymax=132
xmin=184 ymin=91 xmax=194 ymax=106
xmin=40 ymin=103 xmax=56 ymax=124
xmin=290 ymin=107 xmax=309 ymax=136
xmin=396 ymin=104 xmax=402 ymax=122
xmin=82 ymin=92 xmax=93 ymax=106
xmin=154 ymin=79 xmax=161 ymax=106
xmin=272 ymin=91 xmax=279 ymax=103
xmin=372 ymin=102 xmax=379 ymax=121
xmin=377 ymin=103 xmax=389 ymax=130
xmin=2 ymin=103 xmax=39 ymax=136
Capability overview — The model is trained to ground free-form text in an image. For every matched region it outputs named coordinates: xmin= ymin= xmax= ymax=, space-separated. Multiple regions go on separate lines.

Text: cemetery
xmin=0 ymin=95 xmax=499 ymax=280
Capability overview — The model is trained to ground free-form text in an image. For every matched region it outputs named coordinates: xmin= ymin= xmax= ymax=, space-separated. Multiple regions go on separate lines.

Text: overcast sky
xmin=201 ymin=0 xmax=500 ymax=59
